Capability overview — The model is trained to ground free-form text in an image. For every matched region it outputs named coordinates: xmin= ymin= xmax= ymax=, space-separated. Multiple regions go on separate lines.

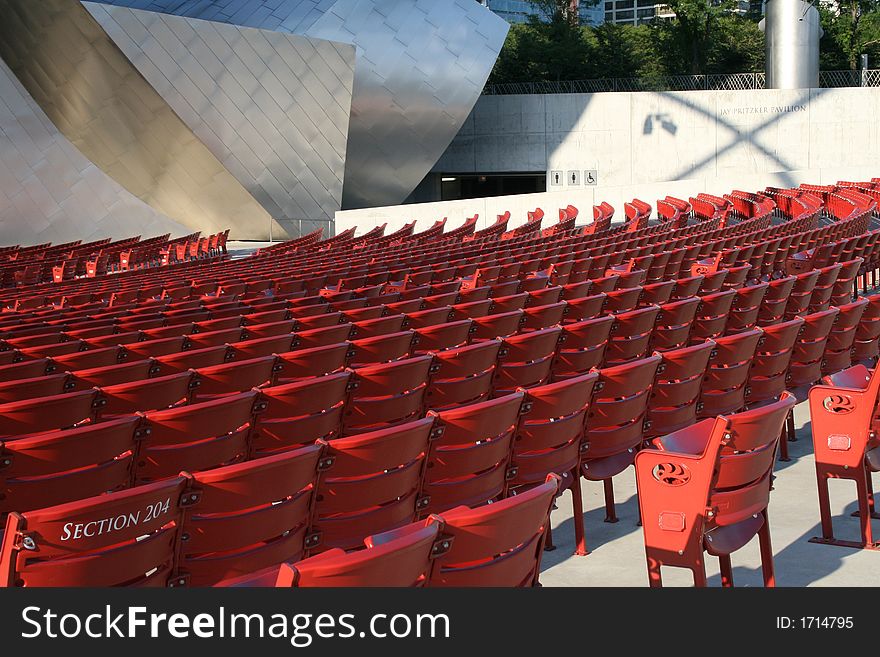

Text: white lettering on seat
xmin=59 ymin=497 xmax=172 ymax=541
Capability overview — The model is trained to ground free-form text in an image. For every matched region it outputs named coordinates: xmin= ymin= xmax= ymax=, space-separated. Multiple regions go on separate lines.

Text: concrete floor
xmin=539 ymin=400 xmax=880 ymax=587
xmin=226 ymin=241 xmax=272 ymax=259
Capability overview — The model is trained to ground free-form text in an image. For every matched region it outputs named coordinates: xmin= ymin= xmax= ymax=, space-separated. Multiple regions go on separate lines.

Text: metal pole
xmin=761 ymin=0 xmax=823 ymax=89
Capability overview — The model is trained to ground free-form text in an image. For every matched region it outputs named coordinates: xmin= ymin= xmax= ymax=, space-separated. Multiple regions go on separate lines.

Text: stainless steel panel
xmin=762 ymin=0 xmax=823 ymax=89
xmin=93 ymin=0 xmax=509 ymax=209
xmin=0 ymin=56 xmax=189 ymax=245
xmin=0 ymin=0 xmax=283 ymax=240
xmin=85 ymin=2 xmax=356 ymax=237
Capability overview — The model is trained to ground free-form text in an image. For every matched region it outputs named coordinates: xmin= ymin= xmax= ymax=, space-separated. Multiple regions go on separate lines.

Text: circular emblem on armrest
xmin=823 ymin=394 xmax=855 ymax=414
xmin=652 ymin=462 xmax=691 ymax=486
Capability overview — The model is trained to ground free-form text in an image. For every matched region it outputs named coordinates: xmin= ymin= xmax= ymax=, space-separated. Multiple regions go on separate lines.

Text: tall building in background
xmin=602 ymin=0 xmax=751 ymax=25
xmin=602 ymin=0 xmax=661 ymax=24
xmin=480 ymin=0 xmax=604 ymax=26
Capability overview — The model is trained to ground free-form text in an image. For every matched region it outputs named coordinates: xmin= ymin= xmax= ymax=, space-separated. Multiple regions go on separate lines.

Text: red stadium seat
xmin=788 ymin=308 xmax=839 ymax=391
xmin=809 ymin=363 xmax=880 ymax=549
xmin=690 ymin=290 xmax=735 ymax=343
xmin=348 ymin=331 xmax=416 ymax=367
xmin=552 ymin=316 xmax=614 ymax=380
xmin=273 ymin=520 xmax=441 ymax=588
xmin=412 ymin=319 xmax=473 ymax=354
xmin=605 ymin=306 xmax=661 ymax=366
xmin=822 ymin=297 xmax=868 ymax=376
xmin=423 ymin=392 xmax=525 ymax=515
xmin=758 ymin=275 xmax=795 ymax=325
xmin=785 ymin=269 xmax=820 ymax=319
xmin=581 ymin=355 xmax=661 ymax=534
xmin=853 ymin=293 xmax=880 ymax=364
xmin=252 ymin=372 xmax=351 ymax=456
xmin=522 ymin=302 xmax=567 ymax=331
xmin=0 ymin=416 xmax=142 ymax=516
xmin=698 ymin=329 xmax=762 ymax=419
xmin=136 ymin=391 xmax=263 ymax=483
xmin=0 ymin=372 xmax=71 ymax=403
xmin=274 ymin=343 xmax=350 ymax=383
xmin=727 ymin=282 xmax=768 ymax=333
xmin=564 ymin=293 xmax=607 ymax=322
xmin=404 ymin=306 xmax=454 ymax=329
xmin=494 ymin=327 xmax=562 ymax=393
xmin=647 ymin=341 xmax=715 ymax=439
xmin=343 ymin=356 xmax=433 ymax=435
xmin=156 ymin=345 xmax=232 ymax=372
xmin=651 ymin=297 xmax=699 ymax=351
xmin=69 ymin=359 xmax=160 ymax=388
xmin=99 ymin=371 xmax=196 ymax=417
xmin=427 ymin=474 xmax=559 ymax=587
xmin=808 ymin=263 xmax=843 ymax=312
xmin=512 ymin=373 xmax=599 ymax=555
xmin=230 ymin=334 xmax=299 ymax=358
xmin=671 ymin=275 xmax=703 ymax=300
xmin=426 ymin=340 xmax=501 ymax=410
xmin=745 ymin=317 xmax=805 ymax=407
xmin=491 ymin=293 xmax=528 ymax=314
xmin=311 ymin=418 xmax=435 ymax=552
xmin=471 ymin=310 xmax=525 ymax=341
xmin=0 ymin=476 xmax=188 ymax=587
xmin=294 ymin=324 xmax=354 ymax=349
xmin=604 ymin=287 xmax=642 ymax=314
xmin=193 ymin=356 xmax=278 ymax=400
xmin=0 ymin=389 xmax=102 ymax=438
xmin=640 ymin=280 xmax=675 ymax=307
xmin=176 ymin=443 xmax=323 ymax=586
xmin=635 ymin=393 xmax=795 ymax=586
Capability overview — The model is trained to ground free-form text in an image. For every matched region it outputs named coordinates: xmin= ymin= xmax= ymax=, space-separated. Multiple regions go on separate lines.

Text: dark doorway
xmin=439 ymin=173 xmax=546 ymax=201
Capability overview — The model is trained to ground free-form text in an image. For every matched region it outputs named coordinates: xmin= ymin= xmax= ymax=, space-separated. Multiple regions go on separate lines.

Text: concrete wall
xmin=334 ymin=167 xmax=876 ymax=236
xmin=336 ymin=86 xmax=880 ymax=235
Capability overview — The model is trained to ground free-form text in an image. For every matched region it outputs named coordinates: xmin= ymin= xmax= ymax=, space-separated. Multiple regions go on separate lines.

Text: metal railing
xmin=482 ymin=70 xmax=880 ymax=94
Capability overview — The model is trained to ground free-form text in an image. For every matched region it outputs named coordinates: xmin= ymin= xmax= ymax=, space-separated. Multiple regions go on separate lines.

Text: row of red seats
xmin=0 ymin=264 xmax=847 ymax=387
xmin=0 ymin=434 xmax=560 ymax=587
xmin=0 ymin=181 xmax=820 ymax=312
xmin=0 ymin=231 xmax=230 ymax=291
xmin=0 ymin=206 xmax=830 ymax=318
xmin=0 ymin=177 xmax=856 ymax=312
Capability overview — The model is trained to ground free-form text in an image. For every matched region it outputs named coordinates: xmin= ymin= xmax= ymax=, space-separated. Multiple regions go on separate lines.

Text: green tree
xmin=488 ymin=5 xmax=592 ymax=83
xmin=707 ymin=15 xmax=765 ymax=73
xmin=592 ymin=23 xmax=644 ymax=78
xmin=820 ymin=0 xmax=880 ymax=70
xmin=657 ymin=0 xmax=742 ymax=74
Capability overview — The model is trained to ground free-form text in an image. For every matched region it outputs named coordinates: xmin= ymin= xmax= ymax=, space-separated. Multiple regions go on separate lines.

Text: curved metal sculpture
xmin=0 ymin=0 xmax=507 ymax=243
xmin=0 ymin=0 xmax=284 ymax=240
xmin=93 ymin=0 xmax=510 ymax=209
xmin=0 ymin=57 xmax=188 ymax=245
xmin=85 ymin=2 xmax=357 ymax=238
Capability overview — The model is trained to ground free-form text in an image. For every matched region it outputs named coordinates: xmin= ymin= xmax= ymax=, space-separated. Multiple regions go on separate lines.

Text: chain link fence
xmin=483 ymin=70 xmax=880 ymax=95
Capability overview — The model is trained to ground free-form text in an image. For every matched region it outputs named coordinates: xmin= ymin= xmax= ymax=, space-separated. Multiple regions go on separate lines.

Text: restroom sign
xmin=567 ymin=170 xmax=581 ymax=186
xmin=584 ymin=169 xmax=598 ymax=186
xmin=549 ymin=170 xmax=563 ymax=186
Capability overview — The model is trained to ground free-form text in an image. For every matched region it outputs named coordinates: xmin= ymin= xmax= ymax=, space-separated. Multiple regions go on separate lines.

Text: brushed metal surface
xmin=0 ymin=0 xmax=284 ymax=240
xmin=0 ymin=57 xmax=189 ymax=245
xmin=85 ymin=2 xmax=355 ymax=237
xmin=93 ymin=0 xmax=510 ymax=209
xmin=761 ymin=0 xmax=822 ymax=89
